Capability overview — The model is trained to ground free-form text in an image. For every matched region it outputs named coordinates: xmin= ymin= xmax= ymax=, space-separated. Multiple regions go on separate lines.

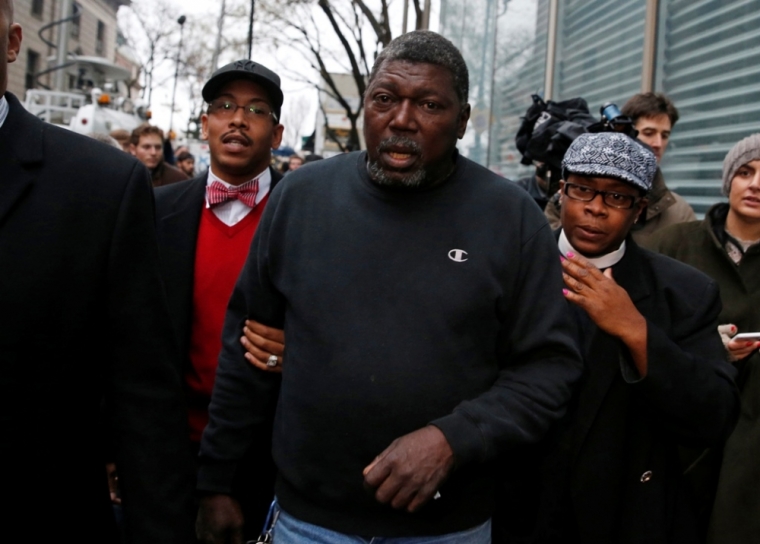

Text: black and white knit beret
xmin=562 ymin=132 xmax=657 ymax=192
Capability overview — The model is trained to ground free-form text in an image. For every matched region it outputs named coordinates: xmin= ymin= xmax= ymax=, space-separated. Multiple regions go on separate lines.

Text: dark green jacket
xmin=648 ymin=203 xmax=760 ymax=544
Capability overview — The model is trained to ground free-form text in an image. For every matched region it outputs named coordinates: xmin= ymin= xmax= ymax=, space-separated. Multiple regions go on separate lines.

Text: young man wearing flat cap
xmin=153 ymin=59 xmax=285 ymax=536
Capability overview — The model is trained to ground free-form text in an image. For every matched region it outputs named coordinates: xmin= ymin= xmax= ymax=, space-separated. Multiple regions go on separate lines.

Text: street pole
xmin=422 ymin=0 xmax=431 ymax=29
xmin=54 ymin=0 xmax=73 ymax=91
xmin=169 ymin=15 xmax=186 ymax=137
xmin=247 ymin=0 xmax=255 ymax=59
xmin=211 ymin=0 xmax=226 ymax=72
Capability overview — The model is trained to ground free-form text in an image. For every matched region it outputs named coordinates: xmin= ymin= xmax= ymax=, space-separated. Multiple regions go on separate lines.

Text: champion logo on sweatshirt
xmin=448 ymin=249 xmax=468 ymax=262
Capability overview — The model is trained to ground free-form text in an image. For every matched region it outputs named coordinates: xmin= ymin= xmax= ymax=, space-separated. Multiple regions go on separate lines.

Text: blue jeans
xmin=271 ymin=507 xmax=491 ymax=544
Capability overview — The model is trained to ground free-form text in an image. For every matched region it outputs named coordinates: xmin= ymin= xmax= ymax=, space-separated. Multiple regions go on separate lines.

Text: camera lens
xmin=600 ymin=103 xmax=623 ymax=122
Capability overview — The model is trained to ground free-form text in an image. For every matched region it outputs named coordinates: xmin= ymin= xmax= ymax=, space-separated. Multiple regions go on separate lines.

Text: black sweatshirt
xmin=198 ymin=151 xmax=582 ymax=536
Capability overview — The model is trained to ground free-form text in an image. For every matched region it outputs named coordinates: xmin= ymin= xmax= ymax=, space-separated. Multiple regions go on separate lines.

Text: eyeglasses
xmin=207 ymin=99 xmax=278 ymax=122
xmin=563 ymin=182 xmax=641 ymax=209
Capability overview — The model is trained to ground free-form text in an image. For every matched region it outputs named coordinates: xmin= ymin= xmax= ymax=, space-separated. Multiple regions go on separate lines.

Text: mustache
xmin=377 ymin=136 xmax=422 ymax=155
xmin=221 ymin=130 xmax=252 ymax=145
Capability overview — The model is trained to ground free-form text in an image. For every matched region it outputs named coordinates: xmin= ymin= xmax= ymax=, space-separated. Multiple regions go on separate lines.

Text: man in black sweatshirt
xmin=196 ymin=30 xmax=583 ymax=544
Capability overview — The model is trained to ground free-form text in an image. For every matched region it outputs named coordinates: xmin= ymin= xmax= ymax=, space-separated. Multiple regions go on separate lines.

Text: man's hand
xmin=240 ymin=320 xmax=285 ymax=373
xmin=105 ymin=462 xmax=121 ymax=505
xmin=561 ymin=252 xmax=648 ymax=375
xmin=196 ymin=494 xmax=245 ymax=544
xmin=363 ymin=426 xmax=454 ymax=513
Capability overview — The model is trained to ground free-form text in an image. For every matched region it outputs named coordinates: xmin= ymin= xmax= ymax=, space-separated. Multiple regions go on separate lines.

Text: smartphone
xmin=733 ymin=332 xmax=760 ymax=341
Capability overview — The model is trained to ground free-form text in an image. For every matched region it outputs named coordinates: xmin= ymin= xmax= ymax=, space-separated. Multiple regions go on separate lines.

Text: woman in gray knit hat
xmin=649 ymin=133 xmax=760 ymax=544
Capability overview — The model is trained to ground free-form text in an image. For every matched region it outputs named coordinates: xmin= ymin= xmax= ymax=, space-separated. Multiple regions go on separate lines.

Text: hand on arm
xmin=561 ymin=252 xmax=648 ymax=376
xmin=196 ymin=494 xmax=245 ymax=544
xmin=240 ymin=320 xmax=285 ymax=373
xmin=363 ymin=426 xmax=454 ymax=513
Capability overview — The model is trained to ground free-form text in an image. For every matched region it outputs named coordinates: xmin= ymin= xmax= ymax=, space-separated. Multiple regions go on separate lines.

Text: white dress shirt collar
xmin=558 ymin=229 xmax=626 ymax=269
xmin=0 ymin=96 xmax=9 ymax=130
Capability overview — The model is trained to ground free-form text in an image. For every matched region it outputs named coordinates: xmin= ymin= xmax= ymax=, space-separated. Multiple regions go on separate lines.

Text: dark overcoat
xmin=499 ymin=239 xmax=739 ymax=544
xmin=0 ymin=92 xmax=195 ymax=543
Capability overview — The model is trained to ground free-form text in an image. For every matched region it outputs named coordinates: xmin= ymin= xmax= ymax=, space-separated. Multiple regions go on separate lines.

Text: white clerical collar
xmin=0 ymin=96 xmax=9 ymax=129
xmin=558 ymin=229 xmax=626 ymax=269
xmin=206 ymin=166 xmax=271 ymax=206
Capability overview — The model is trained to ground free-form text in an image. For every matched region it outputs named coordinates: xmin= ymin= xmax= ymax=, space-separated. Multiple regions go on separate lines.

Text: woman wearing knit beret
xmin=649 ymin=133 xmax=760 ymax=544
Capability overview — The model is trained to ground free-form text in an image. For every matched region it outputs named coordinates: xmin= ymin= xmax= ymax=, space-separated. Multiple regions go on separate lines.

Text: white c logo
xmin=448 ymin=249 xmax=468 ymax=262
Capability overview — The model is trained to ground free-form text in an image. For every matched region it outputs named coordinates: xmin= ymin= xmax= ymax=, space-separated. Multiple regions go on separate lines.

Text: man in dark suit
xmin=0 ymin=1 xmax=194 ymax=542
xmin=154 ymin=59 xmax=285 ymax=541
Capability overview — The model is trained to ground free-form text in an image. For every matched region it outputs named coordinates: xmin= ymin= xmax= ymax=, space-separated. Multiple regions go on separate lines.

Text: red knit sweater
xmin=186 ymin=198 xmax=268 ymax=442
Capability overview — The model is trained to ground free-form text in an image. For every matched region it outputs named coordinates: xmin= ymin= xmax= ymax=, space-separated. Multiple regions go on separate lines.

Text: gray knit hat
xmin=562 ymin=132 xmax=657 ymax=192
xmin=722 ymin=133 xmax=760 ymax=195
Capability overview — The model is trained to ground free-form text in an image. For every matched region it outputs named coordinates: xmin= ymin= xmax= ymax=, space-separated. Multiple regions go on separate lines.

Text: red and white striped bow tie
xmin=207 ymin=179 xmax=259 ymax=208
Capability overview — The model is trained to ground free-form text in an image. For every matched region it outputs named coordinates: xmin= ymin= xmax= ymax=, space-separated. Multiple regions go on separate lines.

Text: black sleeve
xmin=634 ymin=280 xmax=739 ymax=447
xmin=105 ymin=162 xmax=196 ymax=544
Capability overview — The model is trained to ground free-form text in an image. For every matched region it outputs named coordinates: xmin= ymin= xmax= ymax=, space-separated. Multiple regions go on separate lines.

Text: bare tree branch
xmin=352 ymin=0 xmax=390 ymax=47
xmin=119 ymin=0 xmax=181 ymax=104
xmin=379 ymin=0 xmax=392 ymax=43
xmin=351 ymin=2 xmax=372 ymax=75
xmin=412 ymin=0 xmax=424 ymax=29
xmin=317 ymin=0 xmax=366 ymax=98
xmin=255 ymin=0 xmax=409 ymax=152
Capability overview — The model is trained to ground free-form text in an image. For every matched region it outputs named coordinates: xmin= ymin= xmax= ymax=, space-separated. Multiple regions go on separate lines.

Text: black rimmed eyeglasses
xmin=563 ymin=182 xmax=642 ymax=210
xmin=207 ymin=99 xmax=278 ymax=122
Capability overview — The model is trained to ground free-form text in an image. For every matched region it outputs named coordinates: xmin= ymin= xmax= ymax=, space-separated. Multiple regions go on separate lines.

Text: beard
xmin=367 ymin=136 xmax=427 ymax=188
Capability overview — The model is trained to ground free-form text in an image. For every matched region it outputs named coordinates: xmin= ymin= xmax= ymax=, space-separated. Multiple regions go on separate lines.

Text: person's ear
xmin=456 ymin=104 xmax=471 ymax=139
xmin=200 ymin=113 xmax=209 ymax=141
xmin=634 ymin=197 xmax=649 ymax=223
xmin=271 ymin=124 xmax=284 ymax=150
xmin=7 ymin=24 xmax=22 ymax=64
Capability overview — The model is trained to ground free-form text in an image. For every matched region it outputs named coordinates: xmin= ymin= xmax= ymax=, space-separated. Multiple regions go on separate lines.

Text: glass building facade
xmin=440 ymin=0 xmax=760 ymax=214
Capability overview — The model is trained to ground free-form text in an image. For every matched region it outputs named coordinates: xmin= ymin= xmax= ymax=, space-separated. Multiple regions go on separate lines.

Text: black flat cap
xmin=202 ymin=59 xmax=284 ymax=120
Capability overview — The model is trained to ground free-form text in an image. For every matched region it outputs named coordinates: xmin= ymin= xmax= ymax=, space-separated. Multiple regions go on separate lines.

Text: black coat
xmin=557 ymin=240 xmax=737 ymax=543
xmin=153 ymin=168 xmax=282 ymax=534
xmin=499 ymin=239 xmax=740 ymax=544
xmin=0 ymin=93 xmax=195 ymax=542
xmin=648 ymin=205 xmax=760 ymax=544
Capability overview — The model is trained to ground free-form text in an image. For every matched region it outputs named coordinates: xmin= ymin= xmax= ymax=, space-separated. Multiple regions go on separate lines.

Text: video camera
xmin=515 ymin=95 xmax=639 ymax=196
xmin=594 ymin=102 xmax=638 ymax=139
